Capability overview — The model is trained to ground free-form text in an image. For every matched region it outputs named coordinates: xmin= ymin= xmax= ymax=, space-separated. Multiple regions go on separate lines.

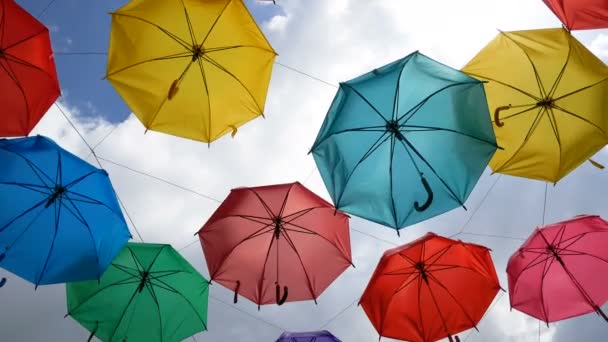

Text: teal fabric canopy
xmin=310 ymin=51 xmax=498 ymax=231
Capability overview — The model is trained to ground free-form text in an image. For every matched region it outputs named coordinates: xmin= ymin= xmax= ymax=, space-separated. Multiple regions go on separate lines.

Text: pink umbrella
xmin=507 ymin=215 xmax=608 ymax=323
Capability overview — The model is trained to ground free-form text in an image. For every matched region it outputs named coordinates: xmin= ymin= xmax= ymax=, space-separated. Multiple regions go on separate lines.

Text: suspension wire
xmin=274 ymin=62 xmax=338 ymax=88
xmin=319 ymin=297 xmax=360 ymax=330
xmin=542 ymin=182 xmax=548 ymax=226
xmin=449 ymin=174 xmax=502 ymax=238
xmin=56 ymin=101 xmax=145 ymax=242
xmin=209 ymin=296 xmax=286 ymax=332
xmin=37 ymin=0 xmax=59 ymax=19
xmin=462 ymin=291 xmax=506 ymax=342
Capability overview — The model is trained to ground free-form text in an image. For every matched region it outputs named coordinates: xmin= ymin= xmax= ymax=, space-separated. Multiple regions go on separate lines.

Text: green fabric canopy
xmin=66 ymin=242 xmax=209 ymax=342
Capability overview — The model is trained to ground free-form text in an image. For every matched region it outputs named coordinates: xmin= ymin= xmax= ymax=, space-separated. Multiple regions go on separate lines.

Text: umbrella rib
xmin=282 ymin=206 xmax=324 ymax=221
xmin=391 ymin=59 xmax=407 ymax=121
xmin=208 ymin=223 xmax=274 ymax=280
xmin=144 ymin=281 xmax=164 ymax=341
xmin=417 ymin=276 xmax=426 ymax=340
xmin=425 ymin=276 xmax=454 ymax=338
xmin=0 ymin=182 xmax=52 ymax=196
xmin=278 ymin=183 xmax=295 ymax=218
xmin=551 ymin=103 xmax=607 ymax=136
xmin=539 ymin=254 xmax=555 ymax=322
xmin=309 ymin=126 xmax=388 ymax=153
xmin=558 ymin=247 xmax=608 ymax=266
xmin=35 ymin=196 xmax=63 ymax=287
xmin=105 ymin=52 xmax=193 ymax=78
xmin=63 ymin=170 xmax=100 ymax=189
xmin=281 ymin=229 xmax=318 ymax=301
xmin=127 ymin=247 xmax=145 ymax=273
xmin=0 ymin=58 xmax=30 ymax=127
xmin=4 ymin=205 xmax=46 ymax=251
xmin=389 ymin=136 xmax=398 ymax=228
xmin=397 ymin=138 xmax=464 ymax=207
xmin=202 ymin=55 xmax=264 ymax=113
xmin=205 ymin=45 xmax=275 ymax=54
xmin=66 ymin=276 xmax=141 ymax=316
xmin=423 ymin=245 xmax=453 ymax=267
xmin=64 ymin=189 xmax=125 ymax=220
xmin=398 ymin=81 xmax=482 ymax=124
xmin=200 ymin=0 xmax=232 ymax=45
xmin=233 ymin=215 xmax=271 ymax=226
xmin=0 ymin=195 xmax=48 ymax=233
xmin=340 ymin=83 xmax=388 ymax=123
xmin=0 ymin=148 xmax=55 ymax=187
xmin=256 ymin=233 xmax=276 ymax=305
xmin=112 ymin=263 xmax=141 ymax=278
xmin=491 ymin=107 xmax=545 ymax=174
xmin=0 ymin=0 xmax=5 ymax=46
xmin=246 ymin=188 xmax=276 ymax=218
xmin=402 ymin=124 xmax=499 ymax=148
xmin=283 ymin=221 xmax=352 ymax=264
xmin=427 ymin=272 xmax=480 ymax=330
xmin=149 ymin=270 xmax=184 ymax=279
xmin=552 ymin=77 xmax=608 ymax=102
xmin=546 ymin=108 xmax=563 ymax=180
xmin=108 ymin=285 xmax=142 ymax=342
xmin=195 ymin=57 xmax=212 ymax=143
xmin=557 ymin=232 xmax=591 ymax=250
xmin=463 ymin=72 xmax=540 ymax=101
xmin=2 ymin=29 xmax=46 ymax=51
xmin=378 ymin=273 xmax=420 ymax=336
xmin=547 ymin=42 xmax=571 ymax=99
xmin=61 ymin=193 xmax=101 ymax=274
xmin=334 ymin=132 xmax=391 ymax=207
xmin=499 ymin=32 xmax=548 ymax=99
xmin=151 ymin=277 xmax=209 ymax=331
xmin=492 ymin=105 xmax=538 ymax=124
xmin=179 ymin=0 xmax=198 ymax=47
xmin=111 ymin=13 xmax=192 ymax=51
xmin=3 ymin=52 xmax=58 ymax=86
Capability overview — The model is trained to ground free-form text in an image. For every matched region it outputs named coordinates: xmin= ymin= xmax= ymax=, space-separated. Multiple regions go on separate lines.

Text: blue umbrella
xmin=276 ymin=330 xmax=341 ymax=342
xmin=310 ymin=51 xmax=498 ymax=232
xmin=0 ymin=135 xmax=131 ymax=287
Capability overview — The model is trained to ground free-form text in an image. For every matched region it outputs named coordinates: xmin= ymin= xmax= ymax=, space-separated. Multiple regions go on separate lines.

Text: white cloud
xmin=2 ymin=1 xmax=608 ymax=341
xmin=590 ymin=34 xmax=608 ymax=60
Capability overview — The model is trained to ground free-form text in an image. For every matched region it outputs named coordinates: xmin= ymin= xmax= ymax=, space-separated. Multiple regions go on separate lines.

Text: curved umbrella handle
xmin=233 ymin=280 xmax=241 ymax=304
xmin=494 ymin=105 xmax=511 ymax=127
xmin=414 ymin=176 xmax=433 ymax=212
xmin=0 ymin=277 xmax=6 ymax=288
xmin=276 ymin=284 xmax=288 ymax=305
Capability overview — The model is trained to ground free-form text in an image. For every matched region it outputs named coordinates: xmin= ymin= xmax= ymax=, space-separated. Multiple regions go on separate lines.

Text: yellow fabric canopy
xmin=462 ymin=28 xmax=608 ymax=182
xmin=107 ymin=0 xmax=277 ymax=143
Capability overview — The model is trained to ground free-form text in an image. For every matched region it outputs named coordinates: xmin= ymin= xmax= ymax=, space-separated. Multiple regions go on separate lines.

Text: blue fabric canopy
xmin=276 ymin=330 xmax=341 ymax=342
xmin=0 ymin=135 xmax=131 ymax=286
xmin=310 ymin=51 xmax=498 ymax=231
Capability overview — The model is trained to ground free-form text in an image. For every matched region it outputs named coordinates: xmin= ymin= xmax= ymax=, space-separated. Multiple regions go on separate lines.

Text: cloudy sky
xmin=3 ymin=0 xmax=608 ymax=341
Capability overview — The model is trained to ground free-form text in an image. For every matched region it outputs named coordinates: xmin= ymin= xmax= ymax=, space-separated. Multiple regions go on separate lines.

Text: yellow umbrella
xmin=106 ymin=0 xmax=277 ymax=143
xmin=462 ymin=28 xmax=608 ymax=183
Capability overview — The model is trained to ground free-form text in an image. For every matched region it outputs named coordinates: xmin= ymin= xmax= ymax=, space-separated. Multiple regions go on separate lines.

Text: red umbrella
xmin=543 ymin=0 xmax=608 ymax=30
xmin=360 ymin=232 xmax=500 ymax=342
xmin=0 ymin=0 xmax=59 ymax=137
xmin=507 ymin=215 xmax=608 ymax=324
xmin=198 ymin=182 xmax=352 ymax=307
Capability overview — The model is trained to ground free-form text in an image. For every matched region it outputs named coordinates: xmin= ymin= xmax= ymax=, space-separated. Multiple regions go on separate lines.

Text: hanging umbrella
xmin=542 ymin=0 xmax=608 ymax=30
xmin=0 ymin=135 xmax=130 ymax=287
xmin=198 ymin=182 xmax=352 ymax=308
xmin=360 ymin=232 xmax=501 ymax=342
xmin=507 ymin=214 xmax=608 ymax=324
xmin=310 ymin=51 xmax=498 ymax=232
xmin=106 ymin=0 xmax=276 ymax=144
xmin=67 ymin=242 xmax=209 ymax=342
xmin=0 ymin=0 xmax=60 ymax=137
xmin=462 ymin=28 xmax=608 ymax=183
xmin=276 ymin=330 xmax=342 ymax=342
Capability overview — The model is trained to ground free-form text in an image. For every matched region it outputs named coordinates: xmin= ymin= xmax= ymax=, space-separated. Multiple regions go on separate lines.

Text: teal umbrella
xmin=310 ymin=51 xmax=498 ymax=232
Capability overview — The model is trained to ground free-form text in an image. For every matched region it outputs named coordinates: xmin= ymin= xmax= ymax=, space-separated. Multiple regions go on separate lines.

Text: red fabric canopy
xmin=360 ymin=233 xmax=500 ymax=342
xmin=0 ymin=0 xmax=59 ymax=137
xmin=543 ymin=0 xmax=608 ymax=30
xmin=507 ymin=215 xmax=608 ymax=323
xmin=198 ymin=182 xmax=352 ymax=307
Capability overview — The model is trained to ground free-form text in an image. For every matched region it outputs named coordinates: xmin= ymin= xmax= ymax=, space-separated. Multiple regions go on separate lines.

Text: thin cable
xmin=458 ymin=232 xmax=525 ymax=241
xmin=209 ymin=296 xmax=285 ymax=332
xmin=56 ymin=101 xmax=145 ymax=242
xmin=97 ymin=156 xmax=222 ymax=203
xmin=351 ymin=228 xmax=398 ymax=247
xmin=449 ymin=174 xmax=502 ymax=238
xmin=542 ymin=182 xmax=548 ymax=226
xmin=319 ymin=297 xmax=359 ymax=329
xmin=54 ymin=52 xmax=108 ymax=56
xmin=302 ymin=165 xmax=316 ymax=184
xmin=462 ymin=291 xmax=505 ymax=341
xmin=178 ymin=238 xmax=200 ymax=251
xmin=37 ymin=0 xmax=58 ymax=19
xmin=273 ymin=62 xmax=338 ymax=88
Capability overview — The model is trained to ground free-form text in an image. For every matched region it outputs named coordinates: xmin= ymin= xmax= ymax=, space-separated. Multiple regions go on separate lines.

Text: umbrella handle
xmin=414 ymin=176 xmax=433 ymax=212
xmin=0 ymin=277 xmax=6 ymax=288
xmin=87 ymin=322 xmax=98 ymax=342
xmin=494 ymin=105 xmax=511 ymax=127
xmin=168 ymin=79 xmax=180 ymax=100
xmin=276 ymin=284 xmax=288 ymax=305
xmin=233 ymin=280 xmax=241 ymax=304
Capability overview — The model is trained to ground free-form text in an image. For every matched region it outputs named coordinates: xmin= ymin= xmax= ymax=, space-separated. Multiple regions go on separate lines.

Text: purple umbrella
xmin=276 ymin=330 xmax=342 ymax=342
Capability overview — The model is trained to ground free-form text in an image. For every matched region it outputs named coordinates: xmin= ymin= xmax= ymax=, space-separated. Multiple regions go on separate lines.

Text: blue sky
xmin=17 ymin=0 xmax=282 ymax=123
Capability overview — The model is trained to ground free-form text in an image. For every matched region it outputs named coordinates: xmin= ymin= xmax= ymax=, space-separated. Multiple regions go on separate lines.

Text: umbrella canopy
xmin=0 ymin=0 xmax=60 ymax=137
xmin=198 ymin=182 xmax=352 ymax=307
xmin=462 ymin=28 xmax=608 ymax=183
xmin=543 ymin=0 xmax=608 ymax=30
xmin=276 ymin=330 xmax=342 ymax=342
xmin=67 ymin=242 xmax=209 ymax=342
xmin=507 ymin=215 xmax=608 ymax=324
xmin=360 ymin=232 xmax=501 ymax=342
xmin=106 ymin=0 xmax=276 ymax=143
xmin=310 ymin=51 xmax=498 ymax=231
xmin=0 ymin=135 xmax=130 ymax=286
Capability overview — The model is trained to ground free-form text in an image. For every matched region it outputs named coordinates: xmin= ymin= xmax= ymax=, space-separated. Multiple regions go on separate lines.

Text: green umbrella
xmin=66 ymin=242 xmax=209 ymax=342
